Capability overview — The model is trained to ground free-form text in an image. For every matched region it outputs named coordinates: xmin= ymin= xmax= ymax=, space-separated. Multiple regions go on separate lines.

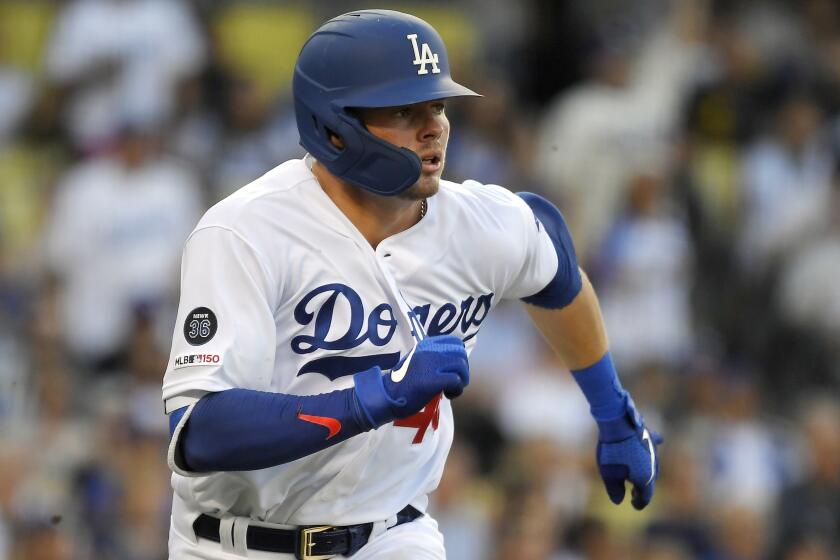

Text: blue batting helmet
xmin=293 ymin=9 xmax=480 ymax=196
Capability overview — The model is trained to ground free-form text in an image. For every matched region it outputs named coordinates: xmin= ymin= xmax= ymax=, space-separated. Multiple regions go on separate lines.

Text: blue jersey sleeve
xmin=517 ymin=192 xmax=582 ymax=309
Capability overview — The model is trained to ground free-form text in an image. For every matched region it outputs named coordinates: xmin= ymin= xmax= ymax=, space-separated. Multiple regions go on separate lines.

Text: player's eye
xmin=431 ymin=102 xmax=446 ymax=114
xmin=394 ymin=107 xmax=412 ymax=118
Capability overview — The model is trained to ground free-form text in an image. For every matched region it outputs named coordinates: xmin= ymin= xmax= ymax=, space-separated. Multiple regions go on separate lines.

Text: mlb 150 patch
xmin=173 ymin=353 xmax=222 ymax=370
xmin=183 ymin=307 xmax=218 ymax=345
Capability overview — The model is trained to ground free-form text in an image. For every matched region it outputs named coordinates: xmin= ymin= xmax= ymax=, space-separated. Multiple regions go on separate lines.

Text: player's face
xmin=356 ymin=100 xmax=449 ymax=200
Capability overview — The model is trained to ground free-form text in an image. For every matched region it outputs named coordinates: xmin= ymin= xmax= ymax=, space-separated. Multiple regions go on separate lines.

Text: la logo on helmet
xmin=406 ymin=34 xmax=440 ymax=75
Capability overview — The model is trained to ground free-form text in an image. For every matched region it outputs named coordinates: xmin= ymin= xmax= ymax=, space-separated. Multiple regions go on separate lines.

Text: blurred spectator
xmin=43 ymin=122 xmax=202 ymax=370
xmin=465 ymin=299 xmax=543 ymax=388
xmin=715 ymin=505 xmax=768 ymax=560
xmin=69 ymin=376 xmax=170 ymax=560
xmin=773 ymin=396 xmax=840 ymax=556
xmin=450 ymin=391 xmax=508 ymax=478
xmin=683 ymin=14 xmax=768 ymax=239
xmin=446 ymin=80 xmax=538 ymax=190
xmin=637 ymin=536 xmax=695 ymax=560
xmin=494 ymin=343 xmax=593 ymax=451
xmin=122 ymin=310 xmax=170 ymax=437
xmin=595 ymin=169 xmax=694 ymax=374
xmin=205 ymin=78 xmax=303 ymax=200
xmin=738 ymin=90 xmax=833 ymax=275
xmin=728 ymin=0 xmax=840 ymax=115
xmin=707 ymin=375 xmax=792 ymax=515
xmin=503 ymin=436 xmax=590 ymax=522
xmin=494 ymin=485 xmax=560 ymax=560
xmin=536 ymin=1 xmax=705 ymax=259
xmin=54 ymin=314 xmax=172 ymax=560
xmin=1 ymin=359 xmax=94 ymax=558
xmin=777 ymin=180 xmax=840 ymax=348
xmin=778 ymin=534 xmax=835 ymax=560
xmin=0 ymin=326 xmax=29 ymax=442
xmin=45 ymin=0 xmax=205 ymax=152
xmin=171 ymin=72 xmax=303 ymax=202
xmin=555 ymin=516 xmax=619 ymax=560
xmin=9 ymin=521 xmax=75 ymax=560
xmin=800 ymin=1 xmax=840 ymax=115
xmin=0 ymin=30 xmax=34 ymax=148
xmin=490 ymin=343 xmax=594 ymax=521
xmin=646 ymin=440 xmax=718 ymax=560
xmin=166 ymin=38 xmax=232 ymax=175
xmin=430 ymin=441 xmax=495 ymax=560
xmin=0 ymin=87 xmax=71 ymax=297
xmin=0 ymin=514 xmax=6 ymax=560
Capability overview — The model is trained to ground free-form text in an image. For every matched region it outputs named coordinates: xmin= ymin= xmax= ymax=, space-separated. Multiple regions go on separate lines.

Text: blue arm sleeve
xmin=517 ymin=192 xmax=582 ymax=309
xmin=169 ymin=385 xmax=374 ymax=473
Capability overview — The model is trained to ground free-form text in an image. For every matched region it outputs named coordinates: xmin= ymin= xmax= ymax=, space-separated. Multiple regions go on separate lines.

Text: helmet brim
xmin=335 ymin=76 xmax=481 ymax=109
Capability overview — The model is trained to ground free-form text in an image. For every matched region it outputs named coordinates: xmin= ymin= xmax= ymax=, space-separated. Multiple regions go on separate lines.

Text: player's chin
xmin=400 ymin=173 xmax=441 ymax=201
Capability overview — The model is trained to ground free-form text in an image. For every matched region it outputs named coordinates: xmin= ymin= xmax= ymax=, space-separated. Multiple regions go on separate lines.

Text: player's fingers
xmin=443 ymin=387 xmax=463 ymax=399
xmin=439 ymin=372 xmax=466 ymax=399
xmin=443 ymin=357 xmax=470 ymax=385
xmin=631 ymin=479 xmax=655 ymax=510
xmin=599 ymin=464 xmax=628 ymax=505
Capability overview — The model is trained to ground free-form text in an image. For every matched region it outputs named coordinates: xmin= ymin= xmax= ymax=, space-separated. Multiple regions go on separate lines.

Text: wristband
xmin=353 ymin=366 xmax=401 ymax=428
xmin=570 ymin=352 xmax=627 ymax=422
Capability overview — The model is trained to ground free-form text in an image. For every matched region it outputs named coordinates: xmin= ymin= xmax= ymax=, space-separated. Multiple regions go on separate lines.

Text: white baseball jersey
xmin=162 ymin=155 xmax=558 ymax=529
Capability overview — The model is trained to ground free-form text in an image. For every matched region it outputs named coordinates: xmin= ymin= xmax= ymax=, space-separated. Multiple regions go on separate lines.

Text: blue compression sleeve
xmin=517 ymin=192 xmax=582 ymax=309
xmin=172 ymin=386 xmax=374 ymax=472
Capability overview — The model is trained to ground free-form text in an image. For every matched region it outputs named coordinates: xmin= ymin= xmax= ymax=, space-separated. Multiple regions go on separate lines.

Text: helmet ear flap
xmin=295 ymin=79 xmax=421 ymax=195
xmin=332 ymin=111 xmax=422 ymax=195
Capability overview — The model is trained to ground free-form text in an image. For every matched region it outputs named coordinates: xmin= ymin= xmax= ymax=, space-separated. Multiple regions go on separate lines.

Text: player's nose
xmin=418 ymin=108 xmax=446 ymax=142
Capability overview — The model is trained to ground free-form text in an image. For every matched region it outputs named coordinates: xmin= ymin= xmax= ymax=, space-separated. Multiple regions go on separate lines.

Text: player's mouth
xmin=420 ymin=153 xmax=442 ymax=173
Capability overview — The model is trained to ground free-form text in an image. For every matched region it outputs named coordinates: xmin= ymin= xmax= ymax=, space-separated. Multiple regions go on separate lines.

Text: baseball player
xmin=162 ymin=9 xmax=661 ymax=559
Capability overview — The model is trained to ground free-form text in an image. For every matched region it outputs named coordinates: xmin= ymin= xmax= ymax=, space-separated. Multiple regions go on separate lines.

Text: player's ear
xmin=326 ymin=128 xmax=345 ymax=150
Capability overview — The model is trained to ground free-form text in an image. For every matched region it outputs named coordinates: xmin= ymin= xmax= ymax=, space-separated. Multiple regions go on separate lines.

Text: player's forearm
xmin=525 ymin=270 xmax=608 ymax=369
xmin=527 ymin=272 xmax=629 ymax=420
xmin=170 ymin=387 xmax=374 ymax=473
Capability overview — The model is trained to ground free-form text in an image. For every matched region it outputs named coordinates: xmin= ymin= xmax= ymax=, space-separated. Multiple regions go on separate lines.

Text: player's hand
xmin=353 ymin=335 xmax=469 ymax=427
xmin=384 ymin=335 xmax=470 ymax=409
xmin=594 ymin=393 xmax=663 ymax=510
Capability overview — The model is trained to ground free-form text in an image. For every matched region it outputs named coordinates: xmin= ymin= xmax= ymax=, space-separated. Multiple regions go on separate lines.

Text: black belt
xmin=193 ymin=505 xmax=423 ymax=559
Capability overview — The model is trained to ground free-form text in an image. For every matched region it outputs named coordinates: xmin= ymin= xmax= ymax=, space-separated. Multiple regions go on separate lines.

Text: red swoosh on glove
xmin=297 ymin=412 xmax=341 ymax=440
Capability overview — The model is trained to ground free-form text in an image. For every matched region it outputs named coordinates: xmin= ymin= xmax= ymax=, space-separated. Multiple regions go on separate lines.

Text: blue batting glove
xmin=595 ymin=393 xmax=663 ymax=510
xmin=353 ymin=335 xmax=469 ymax=427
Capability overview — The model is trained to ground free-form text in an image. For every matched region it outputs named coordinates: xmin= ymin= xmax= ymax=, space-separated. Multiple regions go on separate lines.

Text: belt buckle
xmin=299 ymin=525 xmax=335 ymax=560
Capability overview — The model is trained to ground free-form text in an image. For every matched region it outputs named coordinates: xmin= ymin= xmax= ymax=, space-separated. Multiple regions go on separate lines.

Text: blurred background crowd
xmin=1 ymin=0 xmax=839 ymax=558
